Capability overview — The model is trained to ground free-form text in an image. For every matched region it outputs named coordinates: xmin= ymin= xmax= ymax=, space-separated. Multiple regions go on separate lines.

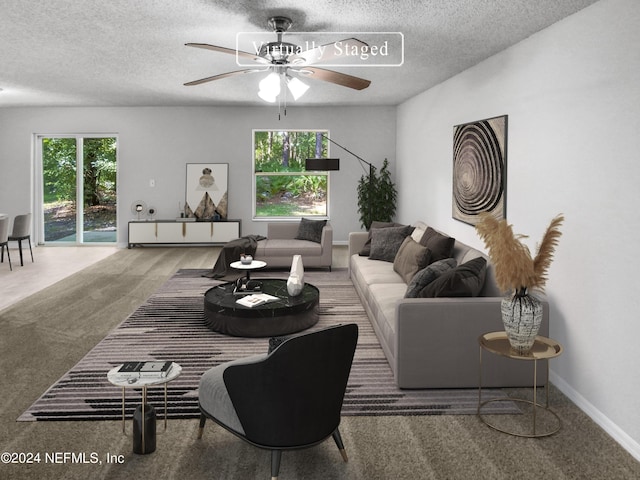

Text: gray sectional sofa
xmin=349 ymin=221 xmax=549 ymax=389
xmin=255 ymin=221 xmax=333 ymax=270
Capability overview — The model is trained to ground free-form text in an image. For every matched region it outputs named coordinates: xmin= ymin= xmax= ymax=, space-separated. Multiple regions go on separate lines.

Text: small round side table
xmin=478 ymin=332 xmax=563 ymax=438
xmin=229 ymin=260 xmax=267 ymax=281
xmin=107 ymin=362 xmax=182 ymax=454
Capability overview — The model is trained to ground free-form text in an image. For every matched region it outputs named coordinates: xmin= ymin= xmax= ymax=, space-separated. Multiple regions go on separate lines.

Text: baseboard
xmin=550 ymin=371 xmax=640 ymax=462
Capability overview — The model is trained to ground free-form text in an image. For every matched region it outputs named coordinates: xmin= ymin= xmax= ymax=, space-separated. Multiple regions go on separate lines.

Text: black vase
xmin=133 ymin=404 xmax=156 ymax=454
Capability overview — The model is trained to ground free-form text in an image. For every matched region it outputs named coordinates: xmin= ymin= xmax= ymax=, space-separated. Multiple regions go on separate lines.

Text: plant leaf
xmin=532 ymin=214 xmax=564 ymax=291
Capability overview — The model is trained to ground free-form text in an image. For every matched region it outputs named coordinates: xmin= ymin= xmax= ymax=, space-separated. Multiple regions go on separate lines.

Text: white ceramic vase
xmin=287 ymin=255 xmax=305 ymax=296
xmin=501 ymin=293 xmax=543 ymax=354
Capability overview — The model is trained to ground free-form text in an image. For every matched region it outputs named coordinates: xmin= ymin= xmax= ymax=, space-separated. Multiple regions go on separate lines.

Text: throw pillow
xmin=359 ymin=221 xmax=401 ymax=256
xmin=419 ymin=257 xmax=487 ymax=298
xmin=419 ymin=227 xmax=455 ymax=263
xmin=295 ymin=218 xmax=327 ymax=243
xmin=404 ymin=258 xmax=458 ymax=298
xmin=393 ymin=237 xmax=432 ymax=284
xmin=369 ymin=225 xmax=415 ymax=262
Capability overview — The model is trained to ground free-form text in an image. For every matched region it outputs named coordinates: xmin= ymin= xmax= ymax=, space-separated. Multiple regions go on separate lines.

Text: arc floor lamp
xmin=305 ymin=134 xmax=374 ymax=225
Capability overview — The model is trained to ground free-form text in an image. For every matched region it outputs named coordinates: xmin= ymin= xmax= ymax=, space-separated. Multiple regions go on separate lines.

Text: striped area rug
xmin=18 ymin=269 xmax=516 ymax=421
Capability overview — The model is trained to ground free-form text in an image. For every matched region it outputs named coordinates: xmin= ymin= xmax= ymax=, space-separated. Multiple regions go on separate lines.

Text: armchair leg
xmin=197 ymin=414 xmax=207 ymax=439
xmin=28 ymin=237 xmax=33 ymax=263
xmin=271 ymin=450 xmax=282 ymax=480
xmin=18 ymin=239 xmax=24 ymax=266
xmin=332 ymin=428 xmax=349 ymax=462
xmin=1 ymin=244 xmax=11 ymax=271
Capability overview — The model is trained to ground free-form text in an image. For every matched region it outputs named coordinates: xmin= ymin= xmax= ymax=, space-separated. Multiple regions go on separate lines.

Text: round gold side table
xmin=478 ymin=331 xmax=563 ymax=438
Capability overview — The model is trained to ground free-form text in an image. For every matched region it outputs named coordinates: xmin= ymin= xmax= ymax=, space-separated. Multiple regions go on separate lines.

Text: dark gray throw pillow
xmin=419 ymin=257 xmax=487 ymax=298
xmin=419 ymin=227 xmax=455 ymax=263
xmin=405 ymin=258 xmax=458 ymax=298
xmin=359 ymin=221 xmax=402 ymax=256
xmin=369 ymin=225 xmax=415 ymax=262
xmin=295 ymin=218 xmax=327 ymax=243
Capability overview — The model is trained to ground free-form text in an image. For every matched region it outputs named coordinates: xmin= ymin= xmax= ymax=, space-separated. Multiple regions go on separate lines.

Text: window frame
xmin=252 ymin=129 xmax=332 ymax=221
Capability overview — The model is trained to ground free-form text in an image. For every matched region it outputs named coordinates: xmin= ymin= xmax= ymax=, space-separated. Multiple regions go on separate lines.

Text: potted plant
xmin=476 ymin=213 xmax=564 ymax=353
xmin=357 ymin=158 xmax=397 ymax=230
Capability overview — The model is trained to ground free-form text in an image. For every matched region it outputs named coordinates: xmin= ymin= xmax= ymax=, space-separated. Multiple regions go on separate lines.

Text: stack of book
xmin=115 ymin=361 xmax=174 ymax=380
xmin=236 ymin=293 xmax=279 ymax=308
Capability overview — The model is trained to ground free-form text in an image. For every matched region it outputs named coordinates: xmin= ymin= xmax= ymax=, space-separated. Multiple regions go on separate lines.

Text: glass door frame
xmin=34 ymin=133 xmax=119 ymax=245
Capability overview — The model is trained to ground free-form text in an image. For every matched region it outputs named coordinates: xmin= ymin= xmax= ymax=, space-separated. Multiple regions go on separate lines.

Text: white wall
xmin=397 ymin=0 xmax=640 ymax=457
xmin=0 ymin=105 xmax=396 ymax=245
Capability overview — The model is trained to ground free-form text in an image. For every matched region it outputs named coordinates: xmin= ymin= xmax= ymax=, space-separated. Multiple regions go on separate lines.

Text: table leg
xmin=121 ymin=387 xmax=126 ymax=434
xmin=533 ymin=359 xmax=538 ymax=436
xmin=546 ymin=359 xmax=550 ymax=408
xmin=477 ymin=346 xmax=483 ymax=413
xmin=164 ymin=382 xmax=168 ymax=431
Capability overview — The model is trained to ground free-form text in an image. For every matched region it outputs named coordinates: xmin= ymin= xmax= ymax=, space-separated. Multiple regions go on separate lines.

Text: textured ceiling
xmin=0 ymin=0 xmax=599 ymax=107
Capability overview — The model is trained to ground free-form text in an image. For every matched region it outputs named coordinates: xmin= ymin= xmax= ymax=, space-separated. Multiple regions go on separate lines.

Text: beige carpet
xmin=1 ymin=247 xmax=639 ymax=479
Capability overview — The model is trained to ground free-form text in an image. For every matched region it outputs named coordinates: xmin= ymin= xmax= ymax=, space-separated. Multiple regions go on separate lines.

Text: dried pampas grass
xmin=476 ymin=213 xmax=564 ymax=295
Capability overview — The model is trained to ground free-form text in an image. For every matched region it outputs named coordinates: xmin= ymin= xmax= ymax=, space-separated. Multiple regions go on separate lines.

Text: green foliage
xmin=43 ymin=138 xmax=77 ymax=202
xmin=83 ymin=138 xmax=117 ymax=206
xmin=357 ymin=158 xmax=397 ymax=229
xmin=254 ymin=131 xmax=329 ymax=217
xmin=42 ymin=137 xmax=117 ymax=207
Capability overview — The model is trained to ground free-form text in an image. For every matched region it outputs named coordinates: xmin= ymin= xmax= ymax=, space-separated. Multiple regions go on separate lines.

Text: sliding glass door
xmin=38 ymin=135 xmax=117 ymax=244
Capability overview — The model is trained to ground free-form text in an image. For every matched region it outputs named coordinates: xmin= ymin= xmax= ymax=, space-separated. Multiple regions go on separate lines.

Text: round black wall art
xmin=452 ymin=115 xmax=507 ymax=225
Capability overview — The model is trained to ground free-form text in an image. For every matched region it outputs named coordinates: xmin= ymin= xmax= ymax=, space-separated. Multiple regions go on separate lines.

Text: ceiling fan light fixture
xmin=286 ymin=76 xmax=309 ymax=100
xmin=259 ymin=72 xmax=281 ymax=99
xmin=258 ymin=89 xmax=278 ymax=103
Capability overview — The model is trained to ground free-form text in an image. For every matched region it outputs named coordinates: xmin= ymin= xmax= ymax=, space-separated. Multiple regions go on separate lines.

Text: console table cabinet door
xmin=128 ymin=222 xmax=158 ymax=244
xmin=128 ymin=221 xmax=240 ymax=247
xmin=156 ymin=222 xmax=187 ymax=243
xmin=209 ymin=222 xmax=241 ymax=243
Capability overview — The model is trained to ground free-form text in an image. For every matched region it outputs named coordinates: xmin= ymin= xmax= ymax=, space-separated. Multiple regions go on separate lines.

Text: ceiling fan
xmin=184 ymin=16 xmax=371 ymax=102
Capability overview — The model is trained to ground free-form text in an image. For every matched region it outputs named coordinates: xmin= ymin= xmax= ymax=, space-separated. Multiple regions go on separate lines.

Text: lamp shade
xmin=305 ymin=158 xmax=340 ymax=171
xmin=258 ymin=72 xmax=281 ymax=102
xmin=286 ymin=76 xmax=309 ymax=100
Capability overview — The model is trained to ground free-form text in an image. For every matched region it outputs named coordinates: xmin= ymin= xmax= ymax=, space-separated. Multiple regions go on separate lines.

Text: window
xmin=37 ymin=135 xmax=117 ymax=244
xmin=253 ymin=130 xmax=330 ymax=219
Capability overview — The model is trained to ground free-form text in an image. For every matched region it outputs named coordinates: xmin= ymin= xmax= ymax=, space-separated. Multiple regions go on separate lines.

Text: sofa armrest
xmin=394 ymin=297 xmax=549 ymax=388
xmin=319 ymin=223 xmax=333 ymax=249
xmin=348 ymin=232 xmax=368 ymax=257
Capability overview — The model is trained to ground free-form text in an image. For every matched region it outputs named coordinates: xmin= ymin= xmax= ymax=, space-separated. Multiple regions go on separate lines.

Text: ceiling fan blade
xmin=184 ymin=69 xmax=263 ymax=86
xmin=289 ymin=38 xmax=368 ymax=65
xmin=297 ymin=67 xmax=371 ymax=90
xmin=185 ymin=43 xmax=270 ymax=64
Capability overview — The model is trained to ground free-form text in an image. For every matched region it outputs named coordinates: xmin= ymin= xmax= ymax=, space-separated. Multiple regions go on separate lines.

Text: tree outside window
xmin=254 ymin=130 xmax=330 ymax=219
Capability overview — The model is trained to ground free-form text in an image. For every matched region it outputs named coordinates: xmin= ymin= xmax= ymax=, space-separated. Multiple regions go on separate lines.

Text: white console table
xmin=128 ymin=220 xmax=241 ymax=248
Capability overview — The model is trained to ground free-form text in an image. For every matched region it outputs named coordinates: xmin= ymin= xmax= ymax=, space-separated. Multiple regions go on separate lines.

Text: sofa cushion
xmin=256 ymin=239 xmax=322 ymax=256
xmin=419 ymin=257 xmax=487 ymax=298
xmin=393 ymin=237 xmax=431 ymax=284
xmin=419 ymin=227 xmax=455 ymax=263
xmin=350 ymin=255 xmax=405 ymax=292
xmin=295 ymin=218 xmax=326 ymax=243
xmin=405 ymin=258 xmax=458 ymax=298
xmin=359 ymin=221 xmax=402 ymax=256
xmin=369 ymin=225 xmax=415 ymax=262
xmin=368 ymin=283 xmax=408 ymax=357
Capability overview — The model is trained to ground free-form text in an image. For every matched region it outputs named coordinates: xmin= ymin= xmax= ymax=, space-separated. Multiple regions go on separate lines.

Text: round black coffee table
xmin=203 ymin=279 xmax=320 ymax=337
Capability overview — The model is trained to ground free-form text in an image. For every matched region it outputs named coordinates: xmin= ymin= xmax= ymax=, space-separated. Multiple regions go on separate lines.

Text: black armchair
xmin=197 ymin=323 xmax=358 ymax=479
